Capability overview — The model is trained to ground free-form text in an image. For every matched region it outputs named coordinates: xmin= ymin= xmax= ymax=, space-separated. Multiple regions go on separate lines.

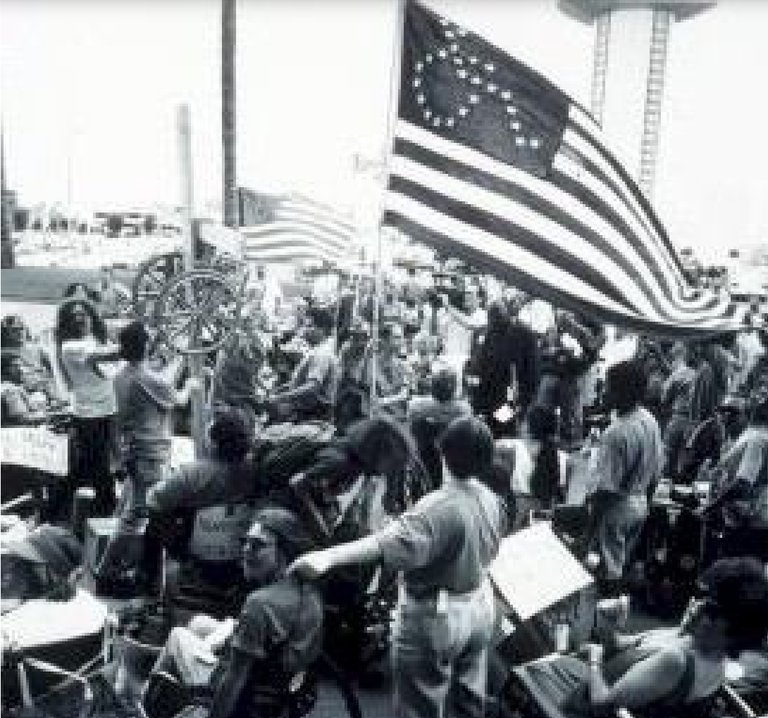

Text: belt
xmin=401 ymin=582 xmax=485 ymax=606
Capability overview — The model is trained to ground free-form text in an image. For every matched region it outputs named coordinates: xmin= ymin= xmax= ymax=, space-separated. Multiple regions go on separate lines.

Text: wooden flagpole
xmin=177 ymin=104 xmax=206 ymax=457
xmin=370 ymin=0 xmax=407 ymax=416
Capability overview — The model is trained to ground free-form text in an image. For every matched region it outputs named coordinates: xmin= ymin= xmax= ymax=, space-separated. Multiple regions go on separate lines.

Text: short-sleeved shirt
xmin=114 ymin=363 xmax=176 ymax=462
xmin=407 ymin=396 xmax=471 ymax=431
xmin=147 ymin=458 xmax=258 ymax=513
xmin=437 ymin=308 xmax=487 ymax=361
xmin=376 ymin=479 xmax=503 ymax=598
xmin=1 ymin=382 xmax=36 ymax=425
xmin=211 ymin=333 xmax=264 ymax=407
xmin=714 ymin=426 xmax=768 ymax=522
xmin=60 ymin=337 xmax=117 ymax=418
xmin=289 ymin=338 xmax=339 ymax=406
xmin=661 ymin=365 xmax=697 ymax=417
xmin=593 ymin=406 xmax=663 ymax=497
xmin=230 ymin=576 xmax=324 ymax=675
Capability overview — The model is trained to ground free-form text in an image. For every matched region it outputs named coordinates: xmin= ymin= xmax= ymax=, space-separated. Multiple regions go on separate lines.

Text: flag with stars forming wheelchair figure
xmin=382 ymin=1 xmax=745 ymax=336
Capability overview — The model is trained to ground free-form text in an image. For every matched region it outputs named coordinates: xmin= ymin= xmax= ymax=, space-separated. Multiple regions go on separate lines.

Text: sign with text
xmin=489 ymin=522 xmax=593 ymax=621
xmin=1 ymin=427 xmax=69 ymax=476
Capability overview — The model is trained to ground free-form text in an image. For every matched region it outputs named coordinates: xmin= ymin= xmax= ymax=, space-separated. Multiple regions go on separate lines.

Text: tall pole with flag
xmin=370 ymin=0 xmax=408 ymax=416
xmin=222 ymin=0 xmax=238 ymax=227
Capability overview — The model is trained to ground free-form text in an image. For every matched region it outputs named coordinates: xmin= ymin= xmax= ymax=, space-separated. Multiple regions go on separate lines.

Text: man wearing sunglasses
xmin=142 ymin=506 xmax=323 ymax=718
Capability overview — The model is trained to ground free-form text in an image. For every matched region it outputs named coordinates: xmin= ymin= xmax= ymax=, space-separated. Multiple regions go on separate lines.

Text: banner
xmin=1 ymin=427 xmax=69 ymax=476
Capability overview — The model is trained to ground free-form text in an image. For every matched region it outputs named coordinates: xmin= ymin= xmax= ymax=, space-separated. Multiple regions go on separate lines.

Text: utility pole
xmin=1 ymin=126 xmax=16 ymax=268
xmin=222 ymin=0 xmax=238 ymax=227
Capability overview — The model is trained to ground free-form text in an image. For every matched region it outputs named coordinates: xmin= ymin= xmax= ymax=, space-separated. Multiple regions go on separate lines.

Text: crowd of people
xmin=2 ymin=261 xmax=768 ymax=718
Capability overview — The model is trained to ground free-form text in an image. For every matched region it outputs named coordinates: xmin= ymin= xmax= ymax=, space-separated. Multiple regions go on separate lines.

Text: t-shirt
xmin=211 ymin=332 xmax=264 ymax=407
xmin=376 ymin=479 xmax=503 ymax=598
xmin=661 ymin=365 xmax=697 ymax=417
xmin=230 ymin=576 xmax=324 ymax=675
xmin=713 ymin=426 xmax=768 ymax=524
xmin=437 ymin=307 xmax=487 ymax=362
xmin=60 ymin=337 xmax=117 ymax=418
xmin=289 ymin=337 xmax=339 ymax=407
xmin=114 ymin=363 xmax=176 ymax=461
xmin=147 ymin=458 xmax=259 ymax=513
xmin=593 ymin=406 xmax=663 ymax=498
xmin=407 ymin=396 xmax=471 ymax=431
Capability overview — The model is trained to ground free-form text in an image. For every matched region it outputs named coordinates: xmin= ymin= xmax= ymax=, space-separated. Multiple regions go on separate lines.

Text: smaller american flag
xmin=238 ymin=188 xmax=358 ymax=264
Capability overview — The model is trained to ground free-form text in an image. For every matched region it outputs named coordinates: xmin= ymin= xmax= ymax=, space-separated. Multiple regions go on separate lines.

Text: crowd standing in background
xmin=1 ymin=261 xmax=768 ymax=718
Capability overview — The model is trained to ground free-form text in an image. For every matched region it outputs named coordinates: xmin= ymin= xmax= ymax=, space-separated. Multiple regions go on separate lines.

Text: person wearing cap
xmin=142 ymin=507 xmax=323 ymax=718
xmin=290 ymin=416 xmax=505 ymax=718
xmin=263 ymin=305 xmax=339 ymax=423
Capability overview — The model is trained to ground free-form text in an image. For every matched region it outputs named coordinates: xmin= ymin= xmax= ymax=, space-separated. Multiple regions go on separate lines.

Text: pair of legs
xmin=391 ymin=583 xmax=495 ymax=718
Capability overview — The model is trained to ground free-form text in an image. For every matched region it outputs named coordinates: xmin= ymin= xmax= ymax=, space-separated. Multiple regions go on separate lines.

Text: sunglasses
xmin=240 ymin=534 xmax=276 ymax=552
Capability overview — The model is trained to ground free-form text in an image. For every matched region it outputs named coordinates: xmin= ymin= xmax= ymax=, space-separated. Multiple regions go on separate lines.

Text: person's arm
xmin=587 ymin=644 xmax=687 ymax=714
xmin=288 ymin=534 xmax=383 ymax=580
xmin=207 ymin=647 xmax=254 ymax=718
xmin=173 ymin=376 xmax=202 ymax=406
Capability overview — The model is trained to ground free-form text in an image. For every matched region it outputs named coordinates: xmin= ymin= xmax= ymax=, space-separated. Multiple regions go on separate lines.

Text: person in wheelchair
xmin=502 ymin=557 xmax=768 ymax=718
xmin=137 ymin=410 xmax=262 ymax=594
xmin=290 ymin=417 xmax=505 ymax=718
xmin=1 ymin=353 xmax=52 ymax=426
xmin=261 ymin=306 xmax=339 ymax=424
xmin=142 ymin=507 xmax=323 ymax=718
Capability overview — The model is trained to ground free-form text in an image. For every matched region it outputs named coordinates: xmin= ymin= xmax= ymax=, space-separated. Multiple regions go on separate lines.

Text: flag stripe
xmin=241 ymin=221 xmax=350 ymax=253
xmin=388 ymin=165 xmax=648 ymax=317
xmin=552 ymin=153 xmax=717 ymax=314
xmin=393 ymin=120 xmax=691 ymax=318
xmin=390 ymin=120 xmax=727 ymax=324
xmin=391 ymin=133 xmax=685 ymax=319
xmin=560 ymin=125 xmax=690 ymax=301
xmin=385 ymin=207 xmax=744 ymax=335
xmin=238 ymin=189 xmax=357 ymax=264
xmin=384 ymin=197 xmax=638 ymax=318
xmin=568 ymin=105 xmax=687 ymax=281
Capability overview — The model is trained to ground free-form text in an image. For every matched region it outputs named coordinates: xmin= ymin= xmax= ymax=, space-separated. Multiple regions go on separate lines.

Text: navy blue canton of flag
xmin=383 ymin=1 xmax=744 ymax=335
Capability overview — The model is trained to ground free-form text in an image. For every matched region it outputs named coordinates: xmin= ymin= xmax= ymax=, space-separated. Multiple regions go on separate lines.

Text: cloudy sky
xmin=2 ymin=0 xmax=768 ymax=261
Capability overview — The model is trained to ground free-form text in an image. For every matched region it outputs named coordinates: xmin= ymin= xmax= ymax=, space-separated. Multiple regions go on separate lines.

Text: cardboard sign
xmin=1 ymin=427 xmax=69 ymax=476
xmin=189 ymin=504 xmax=254 ymax=563
xmin=489 ymin=522 xmax=593 ymax=621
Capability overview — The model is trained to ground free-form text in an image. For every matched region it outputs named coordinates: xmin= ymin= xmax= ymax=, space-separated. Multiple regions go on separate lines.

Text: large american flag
xmin=383 ymin=1 xmax=744 ymax=335
xmin=239 ymin=188 xmax=358 ymax=264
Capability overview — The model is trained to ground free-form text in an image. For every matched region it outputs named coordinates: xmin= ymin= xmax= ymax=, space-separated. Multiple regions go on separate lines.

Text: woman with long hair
xmin=52 ymin=298 xmax=120 ymax=520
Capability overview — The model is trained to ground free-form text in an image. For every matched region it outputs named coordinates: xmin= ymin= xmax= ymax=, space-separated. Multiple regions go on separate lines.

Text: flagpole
xmin=370 ymin=0 xmax=407 ymax=417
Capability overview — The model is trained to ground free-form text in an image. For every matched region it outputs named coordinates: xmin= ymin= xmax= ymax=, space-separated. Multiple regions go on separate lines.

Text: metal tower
xmin=559 ymin=0 xmax=715 ymax=198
